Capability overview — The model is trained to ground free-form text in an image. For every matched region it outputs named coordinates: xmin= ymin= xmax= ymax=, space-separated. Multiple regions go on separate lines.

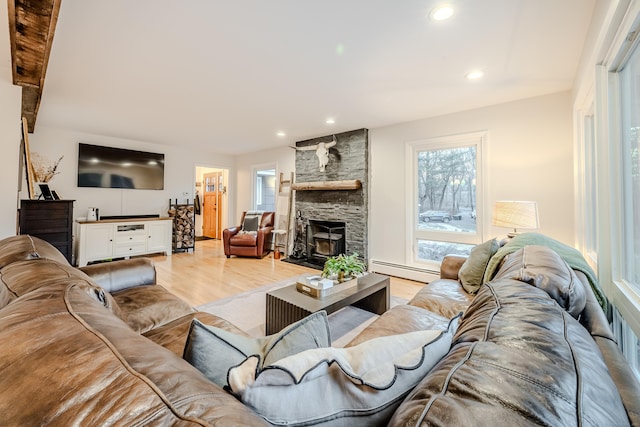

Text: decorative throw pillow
xmin=183 ymin=311 xmax=331 ymax=389
xmin=242 ymin=215 xmax=260 ymax=232
xmin=228 ymin=315 xmax=460 ymax=427
xmin=459 ymin=238 xmax=500 ymax=294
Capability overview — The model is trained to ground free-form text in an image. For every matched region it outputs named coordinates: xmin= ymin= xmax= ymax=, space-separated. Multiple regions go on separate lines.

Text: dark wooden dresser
xmin=19 ymin=200 xmax=74 ymax=263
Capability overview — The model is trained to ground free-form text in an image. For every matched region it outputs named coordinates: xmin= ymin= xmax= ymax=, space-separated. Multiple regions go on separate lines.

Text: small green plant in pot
xmin=321 ymin=252 xmax=366 ymax=283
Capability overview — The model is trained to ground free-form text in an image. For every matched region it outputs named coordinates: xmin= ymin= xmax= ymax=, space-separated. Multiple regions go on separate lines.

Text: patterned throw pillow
xmin=227 ymin=315 xmax=460 ymax=427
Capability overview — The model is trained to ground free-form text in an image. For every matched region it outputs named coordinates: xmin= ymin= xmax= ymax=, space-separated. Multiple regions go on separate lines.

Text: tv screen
xmin=77 ymin=143 xmax=165 ymax=190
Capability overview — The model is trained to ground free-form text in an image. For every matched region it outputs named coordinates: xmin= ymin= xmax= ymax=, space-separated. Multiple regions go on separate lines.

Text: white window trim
xmin=405 ymin=131 xmax=487 ymax=269
xmin=574 ymin=96 xmax=599 ymax=270
xmin=613 ymin=299 xmax=640 ymax=379
xmin=581 ymin=0 xmax=640 ymax=341
xmin=611 ymin=278 xmax=640 ymax=339
xmin=256 ymin=176 xmax=263 ymax=206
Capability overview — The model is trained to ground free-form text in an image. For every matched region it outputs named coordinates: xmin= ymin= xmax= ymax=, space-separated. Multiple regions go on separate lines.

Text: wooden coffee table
xmin=265 ymin=273 xmax=390 ymax=334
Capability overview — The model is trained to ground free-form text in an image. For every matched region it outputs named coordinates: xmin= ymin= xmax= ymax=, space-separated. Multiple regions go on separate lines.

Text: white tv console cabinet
xmin=76 ymin=217 xmax=172 ymax=267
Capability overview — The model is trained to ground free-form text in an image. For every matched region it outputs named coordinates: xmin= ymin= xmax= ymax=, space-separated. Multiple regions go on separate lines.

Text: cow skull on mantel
xmin=291 ymin=135 xmax=337 ymax=172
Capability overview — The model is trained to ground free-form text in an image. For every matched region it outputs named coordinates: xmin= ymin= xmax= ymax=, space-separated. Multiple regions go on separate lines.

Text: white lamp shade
xmin=492 ymin=201 xmax=539 ymax=231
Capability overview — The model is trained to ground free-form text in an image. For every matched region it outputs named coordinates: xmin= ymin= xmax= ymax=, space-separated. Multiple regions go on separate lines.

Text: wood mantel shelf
xmin=291 ymin=180 xmax=362 ymax=191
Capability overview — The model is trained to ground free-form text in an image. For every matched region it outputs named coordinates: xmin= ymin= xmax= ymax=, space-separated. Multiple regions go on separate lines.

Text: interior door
xmin=203 ymin=172 xmax=224 ymax=239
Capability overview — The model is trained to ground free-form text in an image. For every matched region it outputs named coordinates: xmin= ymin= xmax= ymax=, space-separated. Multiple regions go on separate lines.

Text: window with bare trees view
xmin=409 ymin=132 xmax=485 ymax=264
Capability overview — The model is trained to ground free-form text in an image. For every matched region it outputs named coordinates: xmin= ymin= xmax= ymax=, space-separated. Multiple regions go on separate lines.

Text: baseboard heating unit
xmin=368 ymin=260 xmax=440 ymax=283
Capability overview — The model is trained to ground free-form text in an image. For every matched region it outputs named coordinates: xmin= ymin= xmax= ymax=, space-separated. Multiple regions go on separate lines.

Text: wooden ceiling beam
xmin=8 ymin=0 xmax=62 ymax=133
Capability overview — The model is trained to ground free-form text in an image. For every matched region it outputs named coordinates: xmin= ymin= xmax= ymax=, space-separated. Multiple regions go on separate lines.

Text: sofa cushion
xmin=230 ymin=232 xmax=258 ymax=246
xmin=183 ymin=311 xmax=330 ymax=389
xmin=458 ymin=238 xmax=500 ymax=293
xmin=390 ymin=276 xmax=629 ymax=426
xmin=229 ymin=316 xmax=459 ymax=427
xmin=409 ymin=278 xmax=473 ymax=319
xmin=112 ymin=284 xmax=195 ymax=333
xmin=0 ymin=235 xmax=69 ymax=269
xmin=346 ymin=304 xmax=451 ymax=347
xmin=483 ymin=232 xmax=607 ymax=311
xmin=0 ymin=259 xmax=124 ymax=319
xmin=144 ymin=311 xmax=248 ymax=356
xmin=494 ymin=245 xmax=586 ymax=317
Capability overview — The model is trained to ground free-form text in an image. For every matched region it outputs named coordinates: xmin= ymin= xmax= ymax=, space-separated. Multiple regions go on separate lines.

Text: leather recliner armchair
xmin=223 ymin=211 xmax=275 ymax=258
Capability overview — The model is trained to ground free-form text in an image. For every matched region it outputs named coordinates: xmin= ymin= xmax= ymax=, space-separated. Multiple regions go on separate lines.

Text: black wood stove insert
xmin=306 ymin=220 xmax=346 ymax=266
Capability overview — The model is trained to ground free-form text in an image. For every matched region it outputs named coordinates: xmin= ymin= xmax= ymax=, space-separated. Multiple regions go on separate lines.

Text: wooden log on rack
xmin=291 ymin=180 xmax=361 ymax=191
xmin=169 ymin=201 xmax=195 ymax=251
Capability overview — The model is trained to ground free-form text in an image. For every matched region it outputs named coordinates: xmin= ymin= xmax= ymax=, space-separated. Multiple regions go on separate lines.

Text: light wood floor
xmin=149 ymin=239 xmax=424 ymax=306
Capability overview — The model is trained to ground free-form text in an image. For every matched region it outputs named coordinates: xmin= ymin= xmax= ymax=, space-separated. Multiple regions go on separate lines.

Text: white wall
xmin=0 ymin=80 xmax=22 ymax=238
xmin=369 ymin=91 xmax=574 ymax=268
xmin=26 ymin=126 xmax=235 ymax=224
xmin=234 ymin=145 xmax=294 ymax=223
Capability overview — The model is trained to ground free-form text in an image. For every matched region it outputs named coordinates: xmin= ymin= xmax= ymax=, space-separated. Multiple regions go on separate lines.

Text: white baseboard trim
xmin=368 ymin=260 xmax=440 ymax=283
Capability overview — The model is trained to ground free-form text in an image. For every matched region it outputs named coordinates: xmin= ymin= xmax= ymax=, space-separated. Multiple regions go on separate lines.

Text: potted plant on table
xmin=321 ymin=252 xmax=366 ymax=283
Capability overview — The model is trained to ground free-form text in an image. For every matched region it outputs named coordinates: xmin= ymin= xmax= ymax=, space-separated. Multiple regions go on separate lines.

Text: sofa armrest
xmin=223 ymin=226 xmax=241 ymax=256
xmin=440 ymin=255 xmax=467 ymax=280
xmin=79 ymin=258 xmax=156 ymax=293
xmin=224 ymin=225 xmax=241 ymax=236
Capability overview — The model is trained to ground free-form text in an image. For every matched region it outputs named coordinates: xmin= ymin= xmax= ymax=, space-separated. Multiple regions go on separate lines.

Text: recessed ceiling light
xmin=276 ymin=131 xmax=286 ymax=137
xmin=326 ymin=118 xmax=335 ymax=125
xmin=430 ymin=5 xmax=454 ymax=21
xmin=466 ymin=70 xmax=484 ymax=80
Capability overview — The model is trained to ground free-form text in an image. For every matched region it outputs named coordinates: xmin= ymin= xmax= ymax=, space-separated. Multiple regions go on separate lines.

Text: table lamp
xmin=492 ymin=201 xmax=539 ymax=237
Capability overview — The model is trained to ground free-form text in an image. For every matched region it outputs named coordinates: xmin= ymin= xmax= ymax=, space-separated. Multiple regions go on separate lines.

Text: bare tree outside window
xmin=417 ymin=146 xmax=477 ymax=234
xmin=410 ymin=133 xmax=483 ymax=263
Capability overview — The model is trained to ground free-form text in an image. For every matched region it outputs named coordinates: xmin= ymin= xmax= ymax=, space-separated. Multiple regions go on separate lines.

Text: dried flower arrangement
xmin=30 ymin=152 xmax=64 ymax=183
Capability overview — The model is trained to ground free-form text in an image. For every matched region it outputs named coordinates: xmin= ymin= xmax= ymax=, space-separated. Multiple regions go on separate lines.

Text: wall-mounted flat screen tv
xmin=77 ymin=143 xmax=165 ymax=190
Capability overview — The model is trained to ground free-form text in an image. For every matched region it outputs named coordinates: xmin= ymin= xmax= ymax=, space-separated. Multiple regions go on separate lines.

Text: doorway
xmin=195 ymin=166 xmax=228 ymax=239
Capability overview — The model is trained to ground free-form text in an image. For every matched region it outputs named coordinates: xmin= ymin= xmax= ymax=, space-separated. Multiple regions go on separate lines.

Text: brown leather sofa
xmin=0 ymin=235 xmax=268 ymax=426
xmin=0 ymin=234 xmax=638 ymax=425
xmin=223 ymin=211 xmax=274 ymax=258
xmin=355 ymin=246 xmax=640 ymax=426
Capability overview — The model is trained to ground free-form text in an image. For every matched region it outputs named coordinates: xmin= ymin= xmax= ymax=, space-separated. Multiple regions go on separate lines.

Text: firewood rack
xmin=169 ymin=199 xmax=195 ymax=253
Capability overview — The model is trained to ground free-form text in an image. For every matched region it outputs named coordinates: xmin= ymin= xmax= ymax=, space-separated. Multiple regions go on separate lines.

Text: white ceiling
xmin=9 ymin=0 xmax=597 ymax=154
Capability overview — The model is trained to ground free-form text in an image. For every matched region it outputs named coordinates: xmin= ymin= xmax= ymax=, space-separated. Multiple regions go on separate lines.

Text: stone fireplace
xmin=287 ymin=129 xmax=368 ymax=268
